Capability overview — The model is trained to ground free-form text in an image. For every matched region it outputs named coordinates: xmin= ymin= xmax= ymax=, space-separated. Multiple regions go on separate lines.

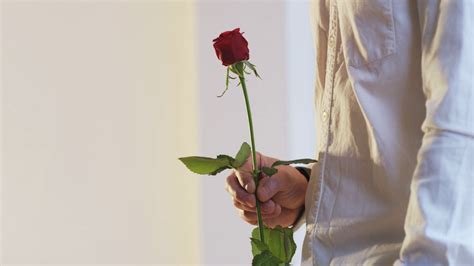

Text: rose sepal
xmin=218 ymin=61 xmax=261 ymax=97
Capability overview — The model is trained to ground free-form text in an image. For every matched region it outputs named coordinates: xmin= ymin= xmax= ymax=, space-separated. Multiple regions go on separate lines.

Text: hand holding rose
xmin=226 ymin=152 xmax=308 ymax=228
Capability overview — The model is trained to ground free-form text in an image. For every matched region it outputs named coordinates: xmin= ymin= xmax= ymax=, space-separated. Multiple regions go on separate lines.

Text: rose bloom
xmin=213 ymin=28 xmax=249 ymax=66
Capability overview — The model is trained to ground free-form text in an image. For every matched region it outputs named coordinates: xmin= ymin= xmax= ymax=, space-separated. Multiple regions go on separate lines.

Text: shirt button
xmin=322 ymin=111 xmax=328 ymax=122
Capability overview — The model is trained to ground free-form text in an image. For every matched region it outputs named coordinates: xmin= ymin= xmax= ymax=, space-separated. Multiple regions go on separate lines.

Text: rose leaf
xmin=179 ymin=155 xmax=233 ymax=175
xmin=251 ymin=226 xmax=296 ymax=263
xmin=252 ymin=250 xmax=282 ymax=266
xmin=250 ymin=237 xmax=269 ymax=256
xmin=271 ymin=158 xmax=317 ymax=168
xmin=261 ymin=167 xmax=278 ymax=177
xmin=232 ymin=142 xmax=251 ymax=169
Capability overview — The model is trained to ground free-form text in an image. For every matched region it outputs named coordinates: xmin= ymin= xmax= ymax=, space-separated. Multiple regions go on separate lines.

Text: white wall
xmin=197 ymin=1 xmax=289 ymax=264
xmin=286 ymin=1 xmax=316 ymax=264
xmin=1 ymin=0 xmax=315 ymax=265
xmin=197 ymin=0 xmax=315 ymax=265
xmin=1 ymin=1 xmax=200 ymax=264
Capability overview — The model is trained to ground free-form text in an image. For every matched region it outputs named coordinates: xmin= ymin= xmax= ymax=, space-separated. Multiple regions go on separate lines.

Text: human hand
xmin=225 ymin=152 xmax=308 ymax=228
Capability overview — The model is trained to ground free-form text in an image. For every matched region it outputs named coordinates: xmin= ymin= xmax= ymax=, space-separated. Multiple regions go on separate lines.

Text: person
xmin=225 ymin=0 xmax=474 ymax=265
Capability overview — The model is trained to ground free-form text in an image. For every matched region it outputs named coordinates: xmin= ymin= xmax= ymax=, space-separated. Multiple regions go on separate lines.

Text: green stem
xmin=239 ymin=75 xmax=265 ymax=243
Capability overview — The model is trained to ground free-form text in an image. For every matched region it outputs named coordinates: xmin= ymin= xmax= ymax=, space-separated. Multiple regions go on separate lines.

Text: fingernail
xmin=244 ymin=183 xmax=255 ymax=194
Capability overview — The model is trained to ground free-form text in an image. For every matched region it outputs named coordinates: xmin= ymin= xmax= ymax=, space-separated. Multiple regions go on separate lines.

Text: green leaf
xmin=244 ymin=61 xmax=261 ymax=79
xmin=251 ymin=226 xmax=296 ymax=263
xmin=271 ymin=158 xmax=317 ymax=168
xmin=217 ymin=154 xmax=234 ymax=164
xmin=250 ymin=237 xmax=269 ymax=256
xmin=261 ymin=166 xmax=278 ymax=177
xmin=252 ymin=250 xmax=282 ymax=266
xmin=208 ymin=166 xmax=230 ymax=175
xmin=179 ymin=156 xmax=232 ymax=175
xmin=233 ymin=142 xmax=251 ymax=169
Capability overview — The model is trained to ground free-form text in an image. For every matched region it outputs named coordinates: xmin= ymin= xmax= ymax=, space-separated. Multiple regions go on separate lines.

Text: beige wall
xmin=1 ymin=1 xmax=200 ymax=264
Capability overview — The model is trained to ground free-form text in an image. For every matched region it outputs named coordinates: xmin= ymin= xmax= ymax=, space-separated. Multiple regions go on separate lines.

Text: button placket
xmin=319 ymin=4 xmax=338 ymax=151
xmin=311 ymin=3 xmax=339 ymax=265
xmin=311 ymin=0 xmax=339 ymax=254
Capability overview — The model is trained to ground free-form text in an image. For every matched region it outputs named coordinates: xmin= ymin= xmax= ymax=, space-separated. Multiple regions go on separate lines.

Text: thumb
xmin=257 ymin=174 xmax=286 ymax=202
xmin=235 ymin=153 xmax=261 ymax=193
xmin=235 ymin=168 xmax=255 ymax=194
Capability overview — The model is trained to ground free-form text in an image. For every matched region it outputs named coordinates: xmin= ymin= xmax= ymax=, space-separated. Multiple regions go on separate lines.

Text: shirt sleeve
xmin=396 ymin=1 xmax=474 ymax=265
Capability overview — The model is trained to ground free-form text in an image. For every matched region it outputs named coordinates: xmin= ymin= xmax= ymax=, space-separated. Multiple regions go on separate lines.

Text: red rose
xmin=213 ymin=28 xmax=250 ymax=66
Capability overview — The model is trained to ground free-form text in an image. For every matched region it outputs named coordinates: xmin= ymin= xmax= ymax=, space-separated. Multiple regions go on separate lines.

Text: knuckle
xmin=233 ymin=199 xmax=241 ymax=209
xmin=258 ymin=187 xmax=269 ymax=200
xmin=225 ymin=185 xmax=235 ymax=198
xmin=235 ymin=189 xmax=248 ymax=203
xmin=241 ymin=211 xmax=256 ymax=224
xmin=239 ymin=210 xmax=251 ymax=222
xmin=225 ymin=177 xmax=233 ymax=191
xmin=269 ymin=178 xmax=279 ymax=192
xmin=226 ymin=174 xmax=234 ymax=184
xmin=261 ymin=201 xmax=275 ymax=213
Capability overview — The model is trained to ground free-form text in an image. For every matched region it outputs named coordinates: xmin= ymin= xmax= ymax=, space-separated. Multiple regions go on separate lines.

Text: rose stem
xmin=239 ymin=74 xmax=265 ymax=243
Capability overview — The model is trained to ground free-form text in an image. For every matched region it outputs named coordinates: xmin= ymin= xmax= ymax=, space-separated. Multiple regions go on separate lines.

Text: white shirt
xmin=302 ymin=0 xmax=474 ymax=265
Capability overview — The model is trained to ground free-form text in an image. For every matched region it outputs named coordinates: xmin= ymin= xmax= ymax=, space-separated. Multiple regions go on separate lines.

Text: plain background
xmin=1 ymin=0 xmax=315 ymax=264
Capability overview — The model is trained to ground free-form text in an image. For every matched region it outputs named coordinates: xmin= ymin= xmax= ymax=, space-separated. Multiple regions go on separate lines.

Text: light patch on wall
xmin=1 ymin=1 xmax=200 ymax=264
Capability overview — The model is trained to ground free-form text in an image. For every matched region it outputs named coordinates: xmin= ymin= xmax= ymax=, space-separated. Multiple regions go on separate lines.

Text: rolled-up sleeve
xmin=396 ymin=0 xmax=474 ymax=265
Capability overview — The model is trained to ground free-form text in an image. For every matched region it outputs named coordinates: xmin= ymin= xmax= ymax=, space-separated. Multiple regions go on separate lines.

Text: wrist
xmin=290 ymin=167 xmax=311 ymax=227
xmin=283 ymin=165 xmax=308 ymax=210
xmin=291 ymin=205 xmax=306 ymax=227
